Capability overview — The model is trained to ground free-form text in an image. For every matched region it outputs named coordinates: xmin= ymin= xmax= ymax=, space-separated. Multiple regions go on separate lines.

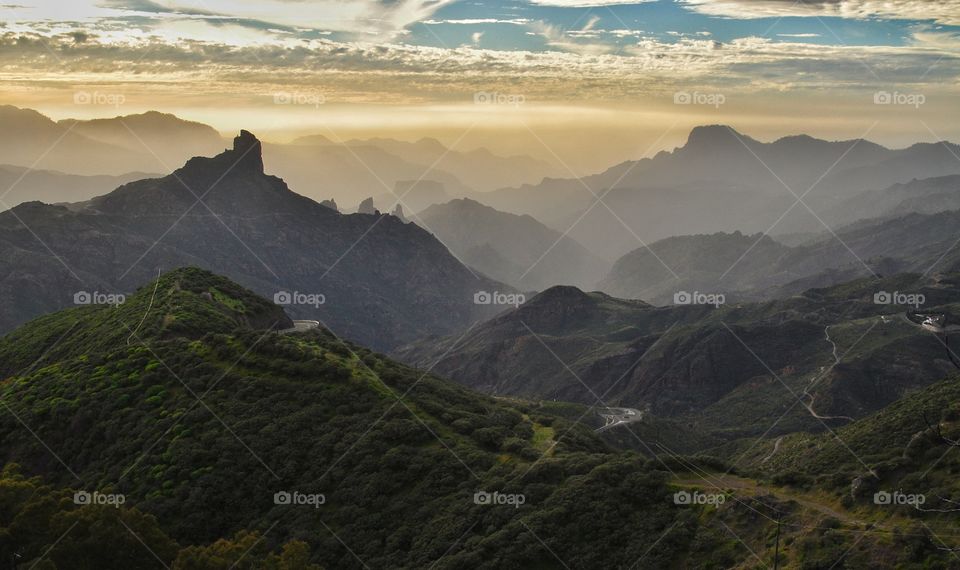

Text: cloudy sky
xmin=2 ymin=0 xmax=958 ymax=170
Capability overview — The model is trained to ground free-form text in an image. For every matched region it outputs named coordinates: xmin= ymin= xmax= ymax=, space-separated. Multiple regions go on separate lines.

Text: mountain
xmin=0 ymin=267 xmax=704 ymax=569
xmin=0 ymin=107 xmax=226 ymax=176
xmin=396 ymin=272 xmax=960 ymax=436
xmin=829 ymin=174 xmax=960 ymax=224
xmin=599 ymin=205 xmax=960 ymax=304
xmin=480 ymin=126 xmax=960 ymax=259
xmin=0 ymin=106 xmax=149 ymax=175
xmin=375 ymin=179 xmax=450 ymax=214
xmin=0 ymin=165 xmax=152 ymax=209
xmin=293 ymin=135 xmax=558 ymax=193
xmin=0 ymin=130 xmax=510 ymax=350
xmin=4 ymin=107 xmax=556 ymax=211
xmin=728 ymin=375 xmax=960 ymax=564
xmin=599 ymin=231 xmax=793 ymax=303
xmin=58 ymin=111 xmax=225 ymax=170
xmin=262 ymin=141 xmax=473 ymax=209
xmin=417 ymin=198 xmax=609 ymax=291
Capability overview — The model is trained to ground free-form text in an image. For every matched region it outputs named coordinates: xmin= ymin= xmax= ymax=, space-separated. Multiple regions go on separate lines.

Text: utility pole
xmin=773 ymin=512 xmax=782 ymax=570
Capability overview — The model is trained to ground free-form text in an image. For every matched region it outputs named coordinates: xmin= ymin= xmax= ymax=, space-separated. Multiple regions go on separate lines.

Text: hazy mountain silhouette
xmin=599 ymin=207 xmax=960 ymax=304
xmin=828 ymin=175 xmax=960 ymax=224
xmin=293 ymin=134 xmax=558 ymax=192
xmin=58 ymin=110 xmax=224 ymax=170
xmin=0 ymin=106 xmax=148 ymax=175
xmin=0 ymin=106 xmax=226 ymax=176
xmin=479 ymin=126 xmax=960 ymax=259
xmin=0 ymin=165 xmax=153 ymax=209
xmin=3 ymin=107 xmax=556 ymax=211
xmin=417 ymin=198 xmax=608 ymax=291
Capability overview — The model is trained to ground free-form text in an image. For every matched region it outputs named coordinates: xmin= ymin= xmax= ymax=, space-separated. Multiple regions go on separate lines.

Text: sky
xmin=1 ymin=0 xmax=958 ymax=172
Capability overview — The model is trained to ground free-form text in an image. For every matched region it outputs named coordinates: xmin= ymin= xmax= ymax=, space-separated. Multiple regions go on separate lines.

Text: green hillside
xmin=0 ymin=268 xmax=703 ymax=568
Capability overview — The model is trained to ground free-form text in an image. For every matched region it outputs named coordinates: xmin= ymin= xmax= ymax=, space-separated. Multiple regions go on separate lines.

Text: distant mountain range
xmin=600 ymin=204 xmax=960 ymax=305
xmin=0 ymin=130 xmax=508 ymax=350
xmin=0 ymin=165 xmax=152 ymax=210
xmin=416 ymin=198 xmax=608 ymax=291
xmin=292 ymin=134 xmax=558 ymax=193
xmin=481 ymin=126 xmax=960 ymax=260
xmin=1 ymin=106 xmax=559 ymax=211
xmin=828 ymin=174 xmax=960 ymax=224
xmin=0 ymin=106 xmax=224 ymax=177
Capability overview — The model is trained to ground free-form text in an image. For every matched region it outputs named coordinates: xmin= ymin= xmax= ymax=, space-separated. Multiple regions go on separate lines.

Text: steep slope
xmin=715 ymin=376 xmax=960 ymax=565
xmin=417 ymin=198 xmax=609 ymax=291
xmin=0 ymin=268 xmax=704 ymax=569
xmin=0 ymin=131 xmax=508 ymax=350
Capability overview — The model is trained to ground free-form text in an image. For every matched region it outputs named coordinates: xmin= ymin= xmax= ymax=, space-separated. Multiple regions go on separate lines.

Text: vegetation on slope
xmin=0 ymin=267 xmax=711 ymax=568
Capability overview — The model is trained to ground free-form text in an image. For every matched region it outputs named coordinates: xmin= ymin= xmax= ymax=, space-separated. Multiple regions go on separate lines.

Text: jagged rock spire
xmin=230 ymin=130 xmax=264 ymax=173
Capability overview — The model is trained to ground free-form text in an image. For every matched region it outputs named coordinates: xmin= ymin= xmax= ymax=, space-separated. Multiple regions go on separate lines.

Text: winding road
xmin=278 ymin=320 xmax=320 ymax=334
xmin=596 ymin=407 xmax=645 ymax=432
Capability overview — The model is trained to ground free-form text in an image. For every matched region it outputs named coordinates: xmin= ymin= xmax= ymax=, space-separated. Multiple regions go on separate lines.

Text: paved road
xmin=596 ymin=407 xmax=644 ymax=432
xmin=278 ymin=320 xmax=320 ymax=334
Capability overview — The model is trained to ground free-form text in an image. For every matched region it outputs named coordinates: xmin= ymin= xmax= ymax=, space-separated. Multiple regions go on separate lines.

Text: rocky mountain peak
xmin=681 ymin=125 xmax=748 ymax=151
xmin=230 ymin=129 xmax=264 ymax=173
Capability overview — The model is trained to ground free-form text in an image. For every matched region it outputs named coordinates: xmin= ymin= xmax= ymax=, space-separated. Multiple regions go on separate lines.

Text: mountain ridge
xmin=0 ymin=131 xmax=510 ymax=350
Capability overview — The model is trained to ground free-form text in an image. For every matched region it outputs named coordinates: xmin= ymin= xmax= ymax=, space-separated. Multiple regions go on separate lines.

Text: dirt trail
xmin=760 ymin=436 xmax=783 ymax=464
xmin=798 ymin=327 xmax=853 ymax=422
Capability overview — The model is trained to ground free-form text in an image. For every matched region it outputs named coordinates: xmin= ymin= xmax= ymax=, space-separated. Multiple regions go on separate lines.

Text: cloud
xmin=529 ymin=14 xmax=618 ymax=55
xmin=2 ymin=27 xmax=954 ymax=97
xmin=423 ymin=18 xmax=531 ymax=25
xmin=1 ymin=0 xmax=957 ymax=110
xmin=681 ymin=0 xmax=960 ymax=26
xmin=526 ymin=0 xmax=655 ymax=6
xmin=2 ymin=0 xmax=457 ymax=38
